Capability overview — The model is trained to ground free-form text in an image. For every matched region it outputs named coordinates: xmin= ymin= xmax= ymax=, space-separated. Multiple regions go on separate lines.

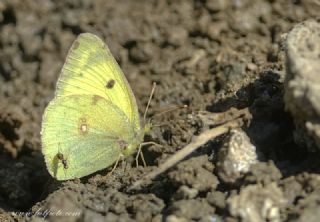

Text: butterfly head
xmin=119 ymin=137 xmax=141 ymax=157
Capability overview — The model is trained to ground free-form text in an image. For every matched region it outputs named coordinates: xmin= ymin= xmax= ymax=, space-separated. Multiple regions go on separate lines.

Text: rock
xmin=228 ymin=183 xmax=286 ymax=222
xmin=284 ymin=19 xmax=320 ymax=152
xmin=216 ymin=129 xmax=258 ymax=183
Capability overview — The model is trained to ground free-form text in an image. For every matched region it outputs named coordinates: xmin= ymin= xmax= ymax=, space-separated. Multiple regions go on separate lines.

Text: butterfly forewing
xmin=56 ymin=33 xmax=141 ymax=131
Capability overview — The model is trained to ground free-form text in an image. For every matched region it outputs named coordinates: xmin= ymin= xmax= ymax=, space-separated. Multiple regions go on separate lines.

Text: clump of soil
xmin=1 ymin=0 xmax=320 ymax=221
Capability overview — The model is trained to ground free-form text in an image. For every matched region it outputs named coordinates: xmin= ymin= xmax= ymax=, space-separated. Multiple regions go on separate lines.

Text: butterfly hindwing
xmin=42 ymin=95 xmax=135 ymax=180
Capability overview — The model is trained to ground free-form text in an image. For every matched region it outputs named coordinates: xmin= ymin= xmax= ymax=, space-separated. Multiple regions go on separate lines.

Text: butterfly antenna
xmin=152 ymin=104 xmax=188 ymax=119
xmin=143 ymin=82 xmax=156 ymax=121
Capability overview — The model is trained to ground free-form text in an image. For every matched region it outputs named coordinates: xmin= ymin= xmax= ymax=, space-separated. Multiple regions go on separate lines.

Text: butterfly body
xmin=41 ymin=33 xmax=145 ymax=180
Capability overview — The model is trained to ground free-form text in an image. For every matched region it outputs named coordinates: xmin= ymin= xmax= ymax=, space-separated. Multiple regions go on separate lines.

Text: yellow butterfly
xmin=41 ymin=33 xmax=149 ymax=180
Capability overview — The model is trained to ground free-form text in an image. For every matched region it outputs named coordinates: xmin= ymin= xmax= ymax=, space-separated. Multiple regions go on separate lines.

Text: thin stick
xmin=143 ymin=82 xmax=157 ymax=121
xmin=129 ymin=119 xmax=242 ymax=190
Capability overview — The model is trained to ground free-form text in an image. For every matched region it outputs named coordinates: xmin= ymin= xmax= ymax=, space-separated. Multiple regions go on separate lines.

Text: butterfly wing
xmin=41 ymin=33 xmax=145 ymax=180
xmin=56 ymin=33 xmax=141 ymax=131
xmin=41 ymin=94 xmax=137 ymax=180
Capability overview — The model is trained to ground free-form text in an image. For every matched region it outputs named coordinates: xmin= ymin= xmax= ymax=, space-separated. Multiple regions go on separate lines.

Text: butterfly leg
xmin=121 ymin=157 xmax=127 ymax=173
xmin=135 ymin=144 xmax=146 ymax=167
xmin=135 ymin=142 xmax=162 ymax=167
xmin=63 ymin=167 xmax=67 ymax=179
xmin=107 ymin=155 xmax=122 ymax=176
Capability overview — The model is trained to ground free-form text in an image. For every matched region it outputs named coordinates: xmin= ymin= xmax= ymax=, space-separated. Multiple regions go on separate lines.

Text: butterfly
xmin=41 ymin=33 xmax=150 ymax=180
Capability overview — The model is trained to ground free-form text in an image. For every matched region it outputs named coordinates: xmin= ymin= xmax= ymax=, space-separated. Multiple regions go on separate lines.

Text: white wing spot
xmin=79 ymin=117 xmax=89 ymax=135
xmin=81 ymin=124 xmax=87 ymax=132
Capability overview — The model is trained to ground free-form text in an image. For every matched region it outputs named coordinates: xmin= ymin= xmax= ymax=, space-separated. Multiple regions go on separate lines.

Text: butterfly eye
xmin=106 ymin=79 xmax=115 ymax=89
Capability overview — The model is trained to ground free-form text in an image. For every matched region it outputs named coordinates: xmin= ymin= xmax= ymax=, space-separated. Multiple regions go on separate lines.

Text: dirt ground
xmin=1 ymin=0 xmax=320 ymax=221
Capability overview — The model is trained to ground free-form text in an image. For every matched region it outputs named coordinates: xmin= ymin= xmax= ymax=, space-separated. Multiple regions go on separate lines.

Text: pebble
xmin=284 ymin=19 xmax=320 ymax=152
xmin=228 ymin=183 xmax=286 ymax=222
xmin=216 ymin=129 xmax=257 ymax=183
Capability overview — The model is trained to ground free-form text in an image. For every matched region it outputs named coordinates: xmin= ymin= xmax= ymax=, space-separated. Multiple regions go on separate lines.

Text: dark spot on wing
xmin=106 ymin=79 xmax=115 ymax=89
xmin=73 ymin=41 xmax=80 ymax=50
xmin=62 ymin=159 xmax=68 ymax=169
xmin=57 ymin=152 xmax=68 ymax=169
